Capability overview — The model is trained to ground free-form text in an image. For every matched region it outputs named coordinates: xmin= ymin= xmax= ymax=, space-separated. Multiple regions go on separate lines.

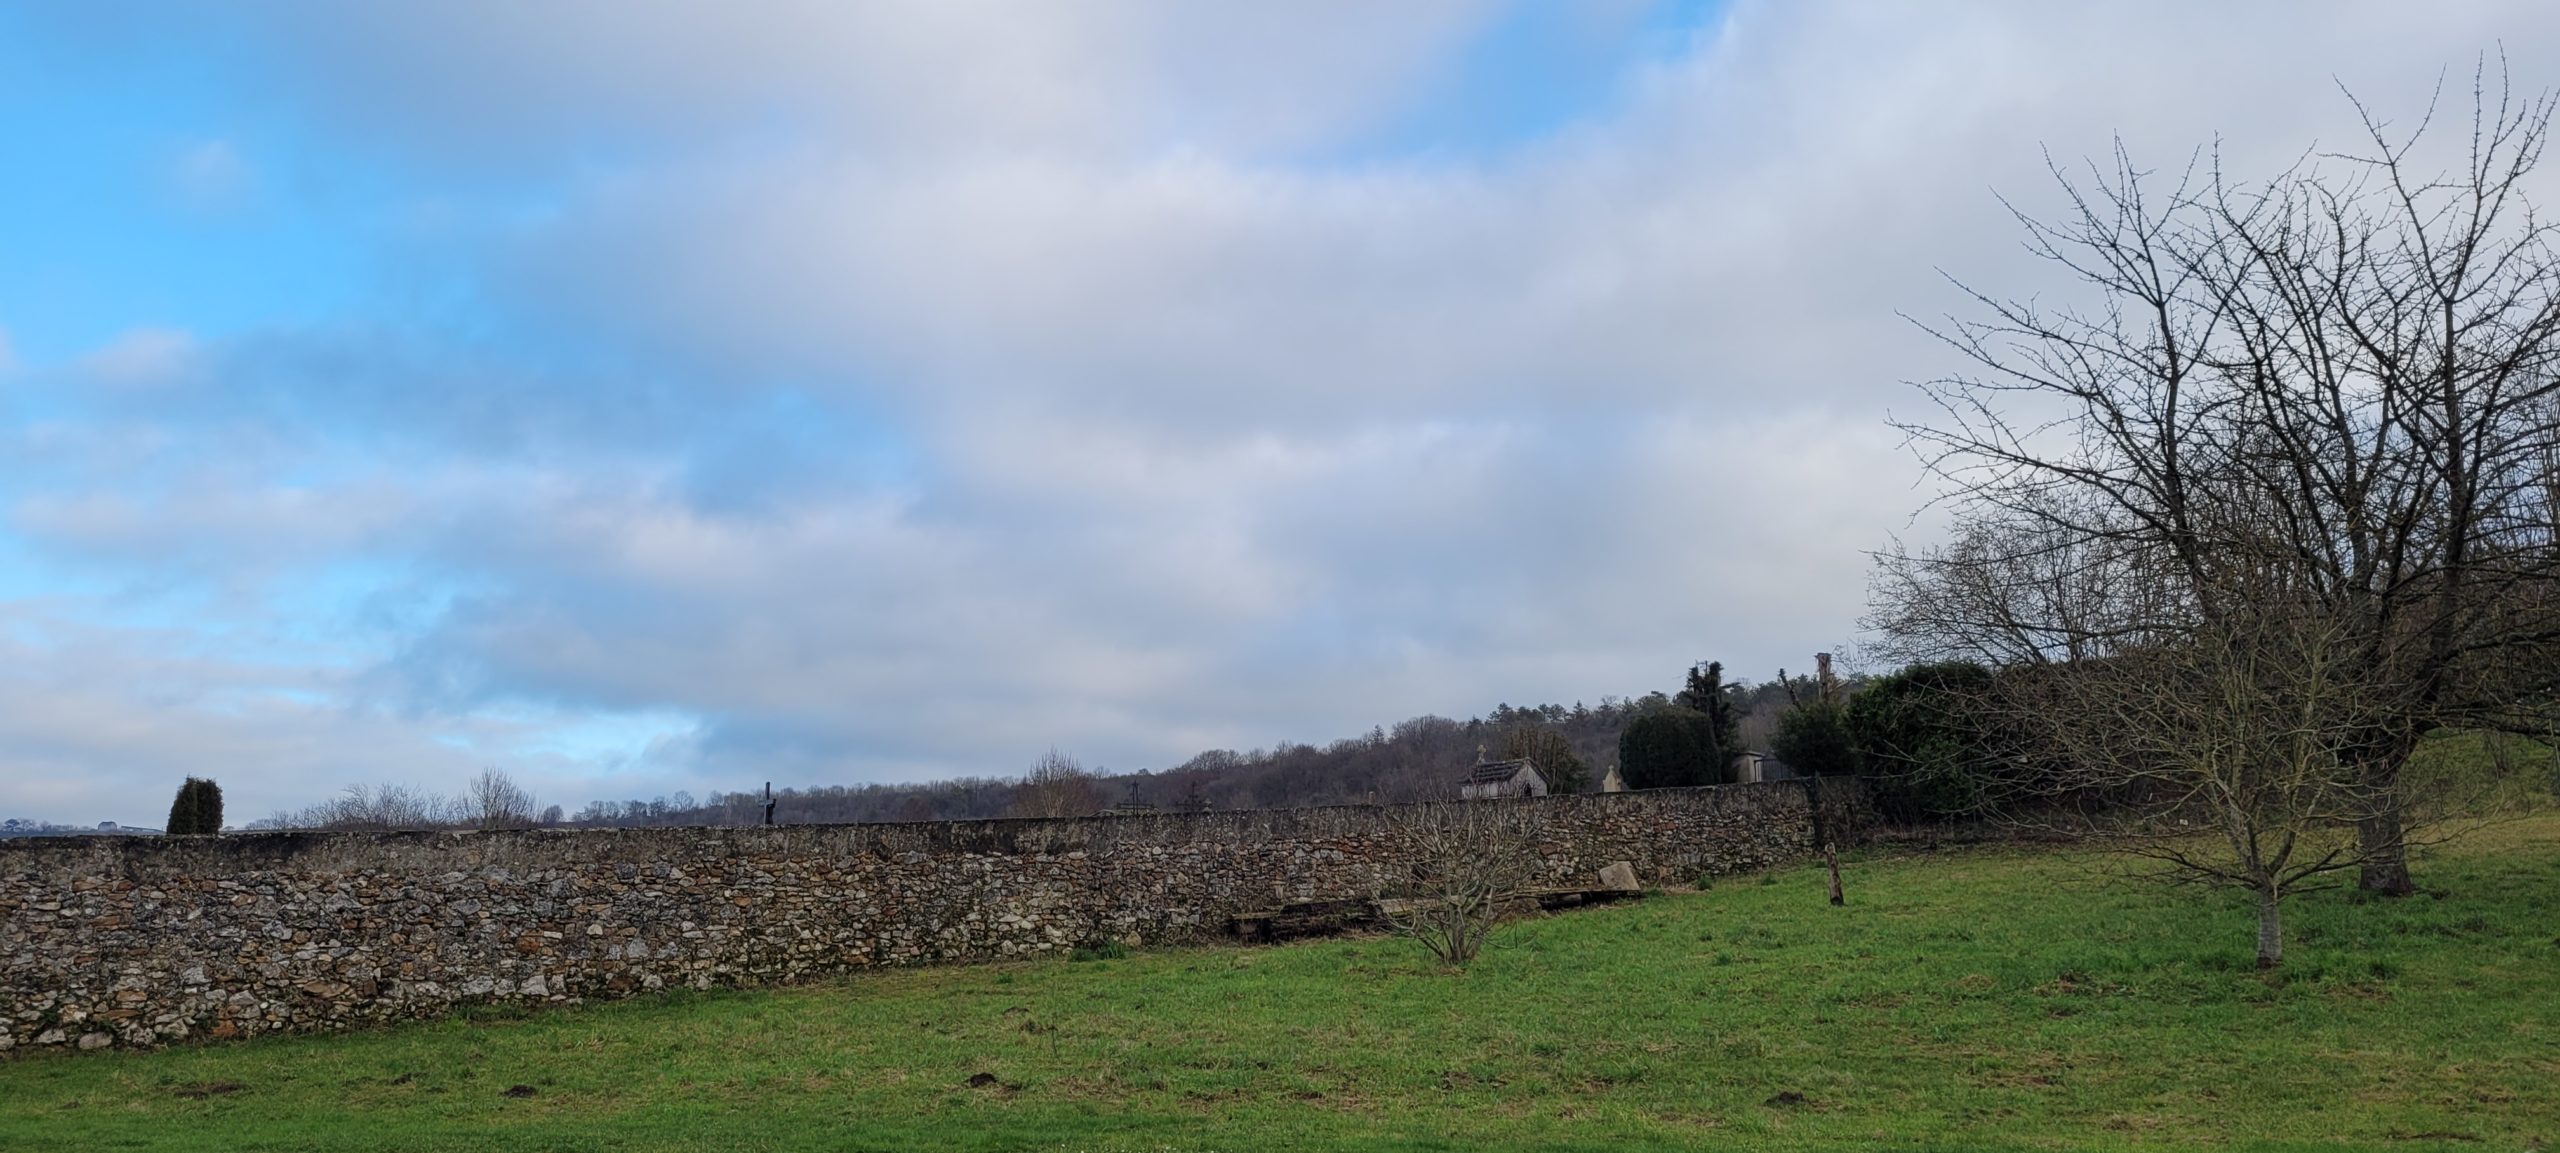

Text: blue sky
xmin=1 ymin=1 xmax=2550 ymax=825
xmin=0 ymin=0 xmax=1715 ymax=362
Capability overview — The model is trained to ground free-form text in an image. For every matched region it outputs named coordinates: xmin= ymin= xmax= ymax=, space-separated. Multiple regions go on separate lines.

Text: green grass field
xmin=5 ymin=820 xmax=2557 ymax=1152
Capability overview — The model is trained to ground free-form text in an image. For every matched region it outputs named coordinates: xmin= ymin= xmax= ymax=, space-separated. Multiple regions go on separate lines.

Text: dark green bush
xmin=164 ymin=777 xmax=224 ymax=836
xmin=1771 ymin=699 xmax=1858 ymax=778
xmin=1618 ymin=707 xmax=1736 ymax=788
xmin=1842 ymin=662 xmax=2004 ymax=821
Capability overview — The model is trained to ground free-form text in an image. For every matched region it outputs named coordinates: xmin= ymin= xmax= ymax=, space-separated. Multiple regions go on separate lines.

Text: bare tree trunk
xmin=2356 ymin=754 xmax=2415 ymax=896
xmin=1803 ymin=775 xmax=1828 ymax=852
xmin=1803 ymin=775 xmax=1846 ymax=905
xmin=2254 ymin=887 xmax=2283 ymax=970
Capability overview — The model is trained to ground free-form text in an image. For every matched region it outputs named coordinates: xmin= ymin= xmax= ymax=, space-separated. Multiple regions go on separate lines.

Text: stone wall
xmin=0 ymin=781 xmax=1867 ymax=1052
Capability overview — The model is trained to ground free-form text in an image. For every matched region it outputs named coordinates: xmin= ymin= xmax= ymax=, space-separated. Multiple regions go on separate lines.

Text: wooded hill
xmin=573 ymin=670 xmax=1844 ymax=827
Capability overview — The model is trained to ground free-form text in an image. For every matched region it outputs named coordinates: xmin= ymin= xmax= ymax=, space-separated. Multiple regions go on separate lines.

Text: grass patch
xmin=1068 ymin=940 xmax=1130 ymax=963
xmin=5 ymin=820 xmax=2558 ymax=1151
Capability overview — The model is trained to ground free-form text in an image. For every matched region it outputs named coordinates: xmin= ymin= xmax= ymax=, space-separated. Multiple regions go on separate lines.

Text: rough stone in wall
xmin=0 ymin=780 xmax=1870 ymax=1052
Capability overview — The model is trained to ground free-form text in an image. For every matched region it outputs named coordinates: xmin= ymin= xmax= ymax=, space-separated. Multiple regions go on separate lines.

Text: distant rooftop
xmin=1461 ymin=758 xmax=1538 ymax=784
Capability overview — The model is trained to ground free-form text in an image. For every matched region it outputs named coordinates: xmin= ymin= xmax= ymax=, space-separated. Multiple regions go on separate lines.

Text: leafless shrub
xmin=1010 ymin=750 xmax=1100 ymax=818
xmin=1370 ymin=802 xmax=1543 ymax=967
xmin=273 ymin=783 xmax=466 ymax=831
xmin=468 ymin=768 xmax=538 ymax=830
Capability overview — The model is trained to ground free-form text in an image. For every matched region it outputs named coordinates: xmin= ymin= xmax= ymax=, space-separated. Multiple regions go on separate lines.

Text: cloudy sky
xmin=2 ymin=1 xmax=2552 ymax=824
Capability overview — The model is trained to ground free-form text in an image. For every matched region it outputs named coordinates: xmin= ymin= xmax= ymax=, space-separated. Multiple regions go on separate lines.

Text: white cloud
xmin=250 ymin=0 xmax=1505 ymax=165
xmin=0 ymin=607 xmax=481 ymax=825
xmin=345 ymin=409 xmax=1911 ymax=781
xmin=169 ymin=138 xmax=255 ymax=211
xmin=79 ymin=327 xmax=199 ymax=388
xmin=0 ymin=602 xmax=717 ymax=827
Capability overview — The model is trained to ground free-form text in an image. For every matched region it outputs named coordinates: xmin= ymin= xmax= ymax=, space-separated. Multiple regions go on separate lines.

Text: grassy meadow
xmin=4 ymin=818 xmax=2556 ymax=1152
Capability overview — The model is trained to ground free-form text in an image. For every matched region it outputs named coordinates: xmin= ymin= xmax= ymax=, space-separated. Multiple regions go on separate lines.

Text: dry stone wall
xmin=0 ymin=781 xmax=1867 ymax=1052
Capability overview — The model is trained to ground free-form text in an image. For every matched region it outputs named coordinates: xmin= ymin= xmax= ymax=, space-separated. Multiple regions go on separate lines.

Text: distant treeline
xmin=123 ymin=666 xmax=1856 ymax=834
xmin=568 ymin=672 xmax=1848 ymax=828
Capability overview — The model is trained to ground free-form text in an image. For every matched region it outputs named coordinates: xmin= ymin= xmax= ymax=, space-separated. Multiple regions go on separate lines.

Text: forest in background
xmin=0 ymin=662 xmax=1846 ymax=836
xmin=558 ymin=667 xmax=1847 ymax=828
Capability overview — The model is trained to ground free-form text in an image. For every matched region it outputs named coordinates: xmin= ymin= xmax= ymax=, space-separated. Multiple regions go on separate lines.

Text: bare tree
xmin=1496 ymin=725 xmax=1590 ymax=793
xmin=280 ymin=783 xmax=464 ymax=830
xmin=2014 ymin=578 xmax=2386 ymax=967
xmin=1010 ymin=749 xmax=1101 ymax=818
xmin=1885 ymin=67 xmax=2560 ymax=895
xmin=1370 ymin=802 xmax=1543 ymax=967
xmin=468 ymin=768 xmax=537 ymax=830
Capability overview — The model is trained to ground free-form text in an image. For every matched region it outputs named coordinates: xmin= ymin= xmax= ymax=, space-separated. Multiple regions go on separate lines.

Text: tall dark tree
xmin=1617 ymin=663 xmax=1743 ymax=790
xmin=1676 ymin=661 xmax=1744 ymax=776
xmin=163 ymin=780 xmax=192 ymax=835
xmin=1618 ymin=709 xmax=1708 ymax=788
xmin=165 ymin=778 xmax=222 ymax=835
